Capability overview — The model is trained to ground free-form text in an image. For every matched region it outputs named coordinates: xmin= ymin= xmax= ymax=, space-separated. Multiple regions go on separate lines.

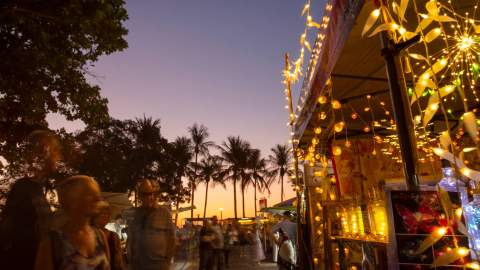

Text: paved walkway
xmin=174 ymin=248 xmax=277 ymax=270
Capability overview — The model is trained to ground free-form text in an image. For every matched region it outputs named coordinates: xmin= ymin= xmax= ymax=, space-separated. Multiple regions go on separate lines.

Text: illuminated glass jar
xmin=370 ymin=202 xmax=387 ymax=239
xmin=340 ymin=208 xmax=350 ymax=236
xmin=350 ymin=206 xmax=365 ymax=237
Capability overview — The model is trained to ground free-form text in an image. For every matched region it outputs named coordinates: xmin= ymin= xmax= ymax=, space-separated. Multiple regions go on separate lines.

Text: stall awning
xmin=293 ymin=0 xmax=477 ymax=147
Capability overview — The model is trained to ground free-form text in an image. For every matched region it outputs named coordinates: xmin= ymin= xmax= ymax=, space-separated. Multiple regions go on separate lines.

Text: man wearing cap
xmin=127 ymin=179 xmax=176 ymax=270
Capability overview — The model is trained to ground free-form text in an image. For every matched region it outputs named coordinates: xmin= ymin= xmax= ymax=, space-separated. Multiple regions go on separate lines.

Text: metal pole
xmin=380 ymin=32 xmax=420 ymax=190
xmin=284 ymin=53 xmax=311 ymax=270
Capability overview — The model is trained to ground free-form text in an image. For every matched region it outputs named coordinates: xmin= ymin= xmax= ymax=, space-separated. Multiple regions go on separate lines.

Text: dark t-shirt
xmin=0 ymin=178 xmax=51 ymax=270
xmin=199 ymin=226 xmax=213 ymax=250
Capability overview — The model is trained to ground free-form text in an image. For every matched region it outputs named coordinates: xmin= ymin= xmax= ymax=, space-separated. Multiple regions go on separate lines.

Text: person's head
xmin=114 ymin=214 xmax=122 ymax=224
xmin=211 ymin=215 xmax=219 ymax=226
xmin=283 ymin=211 xmax=292 ymax=220
xmin=92 ymin=201 xmax=111 ymax=228
xmin=137 ymin=179 xmax=159 ymax=208
xmin=57 ymin=175 xmax=102 ymax=219
xmin=278 ymin=228 xmax=289 ymax=241
xmin=26 ymin=130 xmax=61 ymax=179
xmin=227 ymin=223 xmax=232 ymax=231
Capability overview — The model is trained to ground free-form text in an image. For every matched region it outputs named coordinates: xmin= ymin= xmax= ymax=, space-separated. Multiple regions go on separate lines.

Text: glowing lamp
xmin=318 ymin=95 xmax=327 ymax=104
xmin=332 ymin=146 xmax=342 ymax=156
xmin=334 ymin=122 xmax=345 ymax=132
xmin=331 ymin=100 xmax=341 ymax=109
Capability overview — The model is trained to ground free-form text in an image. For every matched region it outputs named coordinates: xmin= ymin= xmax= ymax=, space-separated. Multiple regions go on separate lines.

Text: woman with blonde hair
xmin=35 ymin=175 xmax=110 ymax=270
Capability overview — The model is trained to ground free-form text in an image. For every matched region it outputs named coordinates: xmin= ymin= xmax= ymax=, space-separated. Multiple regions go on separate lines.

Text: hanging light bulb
xmin=345 ymin=140 xmax=352 ymax=148
xmin=332 ymin=146 xmax=342 ymax=156
xmin=351 ymin=112 xmax=358 ymax=120
xmin=314 ymin=127 xmax=322 ymax=134
xmin=331 ymin=100 xmax=341 ymax=109
xmin=318 ymin=95 xmax=327 ymax=104
xmin=320 ymin=111 xmax=327 ymax=120
xmin=334 ymin=122 xmax=345 ymax=132
xmin=363 ymin=126 xmax=371 ymax=133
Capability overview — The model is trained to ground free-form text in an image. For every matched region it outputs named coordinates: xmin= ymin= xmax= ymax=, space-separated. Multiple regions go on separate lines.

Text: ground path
xmin=174 ymin=247 xmax=277 ymax=270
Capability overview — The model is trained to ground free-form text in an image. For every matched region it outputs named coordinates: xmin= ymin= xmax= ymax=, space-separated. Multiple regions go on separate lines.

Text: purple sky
xmin=49 ymin=0 xmax=324 ymax=219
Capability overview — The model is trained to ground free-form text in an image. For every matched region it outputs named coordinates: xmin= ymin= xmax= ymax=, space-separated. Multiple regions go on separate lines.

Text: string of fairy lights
xmin=362 ymin=0 xmax=480 ymax=267
xmin=283 ymin=0 xmax=480 ymax=268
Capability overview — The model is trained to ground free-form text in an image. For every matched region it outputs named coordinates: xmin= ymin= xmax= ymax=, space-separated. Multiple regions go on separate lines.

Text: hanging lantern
xmin=318 ymin=95 xmax=328 ymax=104
xmin=331 ymin=100 xmax=341 ymax=109
xmin=334 ymin=122 xmax=345 ymax=132
xmin=333 ymin=145 xmax=342 ymax=156
xmin=345 ymin=140 xmax=352 ymax=148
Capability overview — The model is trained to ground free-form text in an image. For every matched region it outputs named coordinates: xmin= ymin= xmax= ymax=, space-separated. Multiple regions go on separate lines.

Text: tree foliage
xmin=0 ymin=0 xmax=129 ymax=167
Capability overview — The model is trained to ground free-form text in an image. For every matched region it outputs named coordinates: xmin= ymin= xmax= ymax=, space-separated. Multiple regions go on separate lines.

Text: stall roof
xmin=294 ymin=0 xmax=478 ymax=147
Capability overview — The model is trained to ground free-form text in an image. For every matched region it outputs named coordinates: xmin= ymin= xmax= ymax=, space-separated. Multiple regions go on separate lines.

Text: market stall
xmin=282 ymin=0 xmax=480 ymax=269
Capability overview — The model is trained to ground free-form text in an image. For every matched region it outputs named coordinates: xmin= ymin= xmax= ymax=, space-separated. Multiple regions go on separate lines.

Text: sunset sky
xmin=48 ymin=0 xmax=325 ymax=221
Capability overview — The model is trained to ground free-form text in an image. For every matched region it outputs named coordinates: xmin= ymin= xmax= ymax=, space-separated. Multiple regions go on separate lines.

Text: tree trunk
xmin=254 ymin=178 xmax=257 ymax=217
xmin=233 ymin=178 xmax=238 ymax=219
xmin=203 ymin=180 xmax=209 ymax=218
xmin=190 ymin=152 xmax=198 ymax=218
xmin=280 ymin=173 xmax=284 ymax=202
xmin=242 ymin=185 xmax=246 ymax=218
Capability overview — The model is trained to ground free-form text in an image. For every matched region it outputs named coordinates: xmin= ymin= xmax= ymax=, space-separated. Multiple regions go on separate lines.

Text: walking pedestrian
xmin=198 ymin=220 xmax=214 ymax=270
xmin=210 ymin=216 xmax=225 ymax=270
xmin=275 ymin=229 xmax=296 ymax=270
xmin=251 ymin=219 xmax=266 ymax=266
xmin=127 ymin=179 xmax=176 ymax=270
xmin=238 ymin=227 xmax=250 ymax=258
xmin=92 ymin=201 xmax=126 ymax=270
xmin=0 ymin=130 xmax=61 ymax=270
xmin=34 ymin=175 xmax=110 ymax=270
xmin=223 ymin=224 xmax=234 ymax=268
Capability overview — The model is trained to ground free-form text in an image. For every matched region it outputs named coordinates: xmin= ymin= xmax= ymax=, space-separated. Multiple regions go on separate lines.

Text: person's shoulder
xmin=10 ymin=177 xmax=36 ymax=190
xmin=155 ymin=206 xmax=173 ymax=216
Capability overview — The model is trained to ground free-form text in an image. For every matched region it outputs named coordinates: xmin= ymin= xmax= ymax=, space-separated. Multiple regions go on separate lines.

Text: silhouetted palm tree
xmin=188 ymin=123 xmax=214 ymax=218
xmin=195 ymin=155 xmax=224 ymax=218
xmin=218 ymin=136 xmax=250 ymax=219
xmin=170 ymin=136 xmax=193 ymax=224
xmin=268 ymin=144 xmax=291 ymax=202
xmin=244 ymin=148 xmax=270 ymax=217
xmin=132 ymin=116 xmax=162 ymax=149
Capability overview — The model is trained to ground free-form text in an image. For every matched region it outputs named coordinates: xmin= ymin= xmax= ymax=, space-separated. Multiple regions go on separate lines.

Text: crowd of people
xmin=0 ymin=131 xmax=299 ymax=270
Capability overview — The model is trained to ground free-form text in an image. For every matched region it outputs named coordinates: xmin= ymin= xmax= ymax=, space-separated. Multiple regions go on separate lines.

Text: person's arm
xmin=34 ymin=236 xmax=54 ymax=270
xmin=126 ymin=223 xmax=134 ymax=264
xmin=112 ymin=232 xmax=127 ymax=270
